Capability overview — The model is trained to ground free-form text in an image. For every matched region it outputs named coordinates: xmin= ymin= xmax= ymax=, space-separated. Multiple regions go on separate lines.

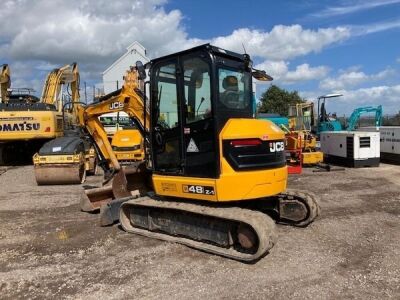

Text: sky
xmin=0 ymin=0 xmax=399 ymax=115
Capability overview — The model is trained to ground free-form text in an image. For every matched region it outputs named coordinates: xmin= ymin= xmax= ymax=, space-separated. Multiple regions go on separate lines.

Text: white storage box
xmin=320 ymin=131 xmax=380 ymax=167
xmin=359 ymin=126 xmax=400 ymax=164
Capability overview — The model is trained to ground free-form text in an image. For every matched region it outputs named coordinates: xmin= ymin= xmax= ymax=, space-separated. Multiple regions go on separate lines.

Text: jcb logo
xmin=109 ymin=102 xmax=124 ymax=110
xmin=269 ymin=141 xmax=284 ymax=152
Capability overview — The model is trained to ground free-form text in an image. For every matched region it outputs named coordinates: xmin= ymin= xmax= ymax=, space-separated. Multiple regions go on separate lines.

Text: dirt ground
xmin=0 ymin=164 xmax=399 ymax=299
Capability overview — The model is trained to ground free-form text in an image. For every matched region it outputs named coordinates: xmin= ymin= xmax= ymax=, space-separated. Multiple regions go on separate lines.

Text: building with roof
xmin=102 ymin=41 xmax=150 ymax=94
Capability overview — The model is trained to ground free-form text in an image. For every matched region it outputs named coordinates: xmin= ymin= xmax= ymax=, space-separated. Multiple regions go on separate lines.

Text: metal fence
xmin=80 ymin=82 xmax=105 ymax=104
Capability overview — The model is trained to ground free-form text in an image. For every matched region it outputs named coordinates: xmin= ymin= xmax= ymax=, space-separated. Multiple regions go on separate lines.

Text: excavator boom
xmin=35 ymin=67 xmax=148 ymax=187
xmin=346 ymin=105 xmax=382 ymax=131
xmin=0 ymin=64 xmax=11 ymax=103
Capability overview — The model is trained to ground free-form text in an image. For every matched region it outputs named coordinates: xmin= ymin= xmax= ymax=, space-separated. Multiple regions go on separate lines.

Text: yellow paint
xmin=153 ymin=118 xmax=288 ymax=202
xmin=302 ymin=151 xmax=323 ymax=165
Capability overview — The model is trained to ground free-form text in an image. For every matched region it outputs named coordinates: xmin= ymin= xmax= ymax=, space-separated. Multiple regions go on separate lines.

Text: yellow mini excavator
xmin=33 ymin=68 xmax=145 ymax=185
xmin=0 ymin=63 xmax=80 ymax=165
xmin=77 ymin=45 xmax=320 ymax=262
xmin=287 ymin=102 xmax=323 ymax=165
xmin=0 ymin=64 xmax=11 ymax=103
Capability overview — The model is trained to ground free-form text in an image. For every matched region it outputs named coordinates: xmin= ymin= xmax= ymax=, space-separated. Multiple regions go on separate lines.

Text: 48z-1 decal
xmin=183 ymin=185 xmax=215 ymax=195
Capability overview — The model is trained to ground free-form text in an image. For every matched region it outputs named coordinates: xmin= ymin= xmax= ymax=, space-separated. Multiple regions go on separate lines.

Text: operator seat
xmin=220 ymin=75 xmax=239 ymax=108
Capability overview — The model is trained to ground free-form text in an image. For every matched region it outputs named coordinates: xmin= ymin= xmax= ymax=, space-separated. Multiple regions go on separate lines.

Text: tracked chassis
xmin=92 ymin=189 xmax=320 ymax=262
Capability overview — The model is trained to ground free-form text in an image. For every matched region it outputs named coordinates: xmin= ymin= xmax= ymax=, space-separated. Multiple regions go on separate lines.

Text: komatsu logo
xmin=0 ymin=122 xmax=40 ymax=131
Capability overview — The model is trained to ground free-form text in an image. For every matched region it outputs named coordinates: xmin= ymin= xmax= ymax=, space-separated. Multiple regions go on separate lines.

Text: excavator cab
xmin=149 ymin=45 xmax=254 ymax=179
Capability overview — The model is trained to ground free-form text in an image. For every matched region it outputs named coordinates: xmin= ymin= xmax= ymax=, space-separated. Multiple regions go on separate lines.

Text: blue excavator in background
xmin=346 ymin=105 xmax=382 ymax=131
xmin=317 ymin=93 xmax=382 ymax=134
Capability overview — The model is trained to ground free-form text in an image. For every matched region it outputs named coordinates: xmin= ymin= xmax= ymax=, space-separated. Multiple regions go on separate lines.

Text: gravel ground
xmin=0 ymin=164 xmax=399 ymax=299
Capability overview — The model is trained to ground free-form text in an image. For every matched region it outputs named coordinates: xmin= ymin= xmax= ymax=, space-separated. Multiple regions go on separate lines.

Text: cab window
xmin=218 ymin=68 xmax=251 ymax=110
xmin=183 ymin=57 xmax=211 ymax=123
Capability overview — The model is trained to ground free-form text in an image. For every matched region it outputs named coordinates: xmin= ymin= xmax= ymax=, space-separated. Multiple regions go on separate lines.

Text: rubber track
xmin=120 ymin=196 xmax=277 ymax=262
xmin=279 ymin=189 xmax=321 ymax=227
xmin=0 ymin=167 xmax=7 ymax=176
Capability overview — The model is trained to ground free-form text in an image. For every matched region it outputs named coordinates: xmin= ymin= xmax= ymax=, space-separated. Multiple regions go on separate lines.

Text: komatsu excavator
xmin=78 ymin=44 xmax=320 ymax=262
xmin=0 ymin=63 xmax=80 ymax=165
xmin=0 ymin=64 xmax=11 ymax=103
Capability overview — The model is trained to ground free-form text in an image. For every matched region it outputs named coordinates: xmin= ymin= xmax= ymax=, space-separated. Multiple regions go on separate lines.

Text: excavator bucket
xmin=80 ymin=162 xmax=150 ymax=213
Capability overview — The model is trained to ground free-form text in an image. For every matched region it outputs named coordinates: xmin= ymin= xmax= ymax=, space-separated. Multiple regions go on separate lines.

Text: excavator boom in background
xmin=0 ymin=64 xmax=11 ymax=103
xmin=34 ymin=67 xmax=146 ymax=185
xmin=346 ymin=105 xmax=382 ymax=131
xmin=77 ymin=44 xmax=320 ymax=262
xmin=0 ymin=63 xmax=80 ymax=165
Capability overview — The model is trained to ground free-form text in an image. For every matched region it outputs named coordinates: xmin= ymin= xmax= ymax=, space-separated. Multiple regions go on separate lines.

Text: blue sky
xmin=165 ymin=0 xmax=400 ymax=114
xmin=0 ymin=0 xmax=399 ymax=115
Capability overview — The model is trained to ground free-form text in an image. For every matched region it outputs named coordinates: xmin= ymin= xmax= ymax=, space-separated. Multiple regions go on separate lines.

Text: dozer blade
xmin=35 ymin=164 xmax=86 ymax=185
xmin=80 ymin=162 xmax=150 ymax=213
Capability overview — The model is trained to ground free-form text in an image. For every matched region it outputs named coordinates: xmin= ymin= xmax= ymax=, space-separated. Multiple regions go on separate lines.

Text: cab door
xmin=151 ymin=60 xmax=183 ymax=174
xmin=181 ymin=55 xmax=217 ymax=178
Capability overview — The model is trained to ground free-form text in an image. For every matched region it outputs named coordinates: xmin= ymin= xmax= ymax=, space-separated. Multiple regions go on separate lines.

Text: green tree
xmin=258 ymin=85 xmax=305 ymax=116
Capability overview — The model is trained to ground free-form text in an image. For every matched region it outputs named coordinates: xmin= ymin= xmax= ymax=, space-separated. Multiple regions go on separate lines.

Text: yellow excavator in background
xmin=0 ymin=63 xmax=81 ymax=165
xmin=76 ymin=44 xmax=320 ymax=262
xmin=99 ymin=112 xmax=145 ymax=162
xmin=0 ymin=64 xmax=11 ymax=103
xmin=287 ymin=102 xmax=323 ymax=165
xmin=33 ymin=67 xmax=145 ymax=185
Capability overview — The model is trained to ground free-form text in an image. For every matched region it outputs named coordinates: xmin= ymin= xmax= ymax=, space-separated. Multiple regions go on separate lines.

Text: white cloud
xmin=256 ymin=60 xmax=329 ymax=84
xmin=0 ymin=0 xmax=194 ymax=64
xmin=0 ymin=0 xmax=397 ymax=92
xmin=311 ymin=0 xmax=400 ymax=18
xmin=319 ymin=67 xmax=395 ymax=90
xmin=210 ymin=25 xmax=350 ymax=61
xmin=300 ymin=84 xmax=400 ymax=114
xmin=0 ymin=1 xmax=352 ymax=64
xmin=350 ymin=19 xmax=400 ymax=36
xmin=285 ymin=64 xmax=329 ymax=83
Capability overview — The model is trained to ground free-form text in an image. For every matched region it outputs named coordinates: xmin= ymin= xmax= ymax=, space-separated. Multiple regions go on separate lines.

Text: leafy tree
xmin=258 ymin=85 xmax=305 ymax=116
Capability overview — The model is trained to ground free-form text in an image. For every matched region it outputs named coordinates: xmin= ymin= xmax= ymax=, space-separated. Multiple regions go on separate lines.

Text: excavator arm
xmin=40 ymin=63 xmax=80 ymax=110
xmin=0 ymin=64 xmax=11 ymax=103
xmin=347 ymin=105 xmax=383 ymax=131
xmin=76 ymin=67 xmax=149 ymax=173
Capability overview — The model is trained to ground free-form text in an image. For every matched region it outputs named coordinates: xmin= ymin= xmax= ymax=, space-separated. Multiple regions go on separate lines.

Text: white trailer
xmin=320 ymin=131 xmax=380 ymax=167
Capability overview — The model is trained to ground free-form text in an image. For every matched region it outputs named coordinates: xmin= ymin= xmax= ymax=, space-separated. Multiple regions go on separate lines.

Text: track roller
xmin=119 ymin=196 xmax=277 ymax=262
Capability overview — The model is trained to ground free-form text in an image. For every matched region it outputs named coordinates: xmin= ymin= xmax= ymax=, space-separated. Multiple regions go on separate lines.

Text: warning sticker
xmin=161 ymin=183 xmax=177 ymax=192
xmin=187 ymin=138 xmax=199 ymax=152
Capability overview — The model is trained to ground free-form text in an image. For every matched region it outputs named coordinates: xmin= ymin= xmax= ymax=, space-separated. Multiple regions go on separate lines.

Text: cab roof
xmin=150 ymin=44 xmax=248 ymax=65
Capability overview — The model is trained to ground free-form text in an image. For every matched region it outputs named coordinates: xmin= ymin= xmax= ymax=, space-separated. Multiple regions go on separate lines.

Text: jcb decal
xmin=109 ymin=101 xmax=124 ymax=110
xmin=269 ymin=141 xmax=284 ymax=152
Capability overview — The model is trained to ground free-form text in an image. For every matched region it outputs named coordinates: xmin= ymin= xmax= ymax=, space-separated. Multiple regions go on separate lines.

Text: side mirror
xmin=252 ymin=69 xmax=273 ymax=81
xmin=136 ymin=61 xmax=147 ymax=80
